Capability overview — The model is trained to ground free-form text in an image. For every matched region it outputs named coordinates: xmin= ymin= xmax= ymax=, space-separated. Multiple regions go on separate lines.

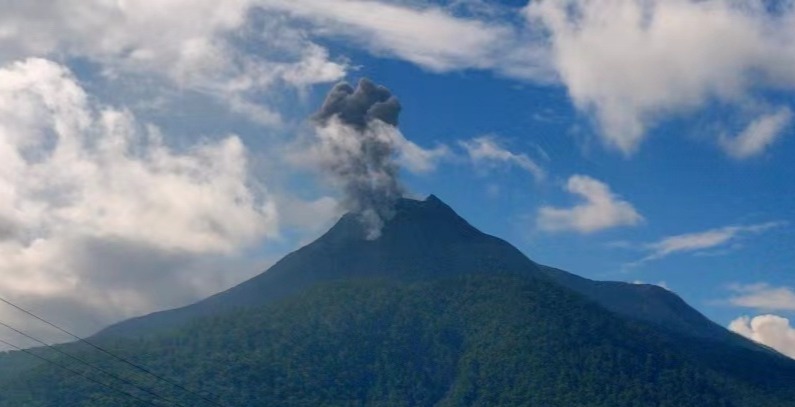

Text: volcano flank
xmin=1 ymin=195 xmax=793 ymax=406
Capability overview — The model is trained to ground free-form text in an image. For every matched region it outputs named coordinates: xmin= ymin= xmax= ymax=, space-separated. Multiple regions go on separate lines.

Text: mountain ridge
xmin=2 ymin=194 xmax=794 ymax=406
xmin=98 ymin=195 xmax=761 ymax=354
xmin=4 ymin=272 xmax=794 ymax=406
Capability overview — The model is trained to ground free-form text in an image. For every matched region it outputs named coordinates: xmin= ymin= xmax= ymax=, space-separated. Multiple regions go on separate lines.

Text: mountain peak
xmin=392 ymin=194 xmax=459 ymax=219
xmin=425 ymin=193 xmax=443 ymax=204
xmin=97 ymin=192 xmax=757 ymax=355
xmin=394 ymin=194 xmax=449 ymax=210
xmin=326 ymin=194 xmax=469 ymax=243
xmin=383 ymin=194 xmax=477 ymax=241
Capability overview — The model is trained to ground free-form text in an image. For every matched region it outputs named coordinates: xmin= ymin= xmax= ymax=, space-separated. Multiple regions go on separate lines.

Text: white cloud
xmin=257 ymin=0 xmax=553 ymax=80
xmin=726 ymin=283 xmax=795 ymax=312
xmin=729 ymin=315 xmax=795 ymax=359
xmin=250 ymin=0 xmax=795 ymax=157
xmin=537 ymin=175 xmax=642 ymax=233
xmin=460 ymin=136 xmax=545 ymax=181
xmin=720 ymin=106 xmax=793 ymax=159
xmin=0 ymin=0 xmax=347 ymax=125
xmin=637 ymin=222 xmax=784 ymax=263
xmin=525 ymin=0 xmax=795 ymax=154
xmin=0 ymin=58 xmax=277 ymax=342
xmin=20 ymin=0 xmax=790 ymax=159
xmin=24 ymin=0 xmax=795 ymax=161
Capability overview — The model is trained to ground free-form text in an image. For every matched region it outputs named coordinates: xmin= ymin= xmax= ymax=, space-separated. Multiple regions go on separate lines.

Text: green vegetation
xmin=1 ymin=273 xmax=793 ymax=406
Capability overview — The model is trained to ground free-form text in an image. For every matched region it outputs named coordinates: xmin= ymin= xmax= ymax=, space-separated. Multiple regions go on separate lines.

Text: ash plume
xmin=315 ymin=78 xmax=401 ymax=130
xmin=311 ymin=78 xmax=405 ymax=239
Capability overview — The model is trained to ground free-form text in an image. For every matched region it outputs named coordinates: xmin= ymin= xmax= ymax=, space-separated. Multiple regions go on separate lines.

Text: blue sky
xmin=345 ymin=43 xmax=795 ymax=327
xmin=0 ymin=0 xmax=794 ymax=357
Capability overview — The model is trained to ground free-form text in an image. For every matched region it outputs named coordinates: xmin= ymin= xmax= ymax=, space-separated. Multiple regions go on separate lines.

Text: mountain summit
xmin=97 ymin=195 xmax=537 ymax=337
xmin=102 ymin=195 xmax=749 ymax=348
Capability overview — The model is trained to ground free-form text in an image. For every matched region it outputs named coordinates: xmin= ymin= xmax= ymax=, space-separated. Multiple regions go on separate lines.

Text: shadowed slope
xmin=98 ymin=195 xmax=764 ymax=353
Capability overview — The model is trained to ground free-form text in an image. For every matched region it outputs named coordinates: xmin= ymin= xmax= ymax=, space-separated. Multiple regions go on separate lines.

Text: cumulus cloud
xmin=525 ymin=0 xmax=795 ymax=154
xmin=537 ymin=175 xmax=642 ymax=233
xmin=0 ymin=58 xmax=276 ymax=344
xmin=726 ymin=283 xmax=795 ymax=312
xmin=460 ymin=136 xmax=545 ymax=181
xmin=720 ymin=106 xmax=793 ymax=159
xmin=0 ymin=0 xmax=347 ymax=125
xmin=729 ymin=315 xmax=795 ymax=359
xmin=634 ymin=222 xmax=784 ymax=264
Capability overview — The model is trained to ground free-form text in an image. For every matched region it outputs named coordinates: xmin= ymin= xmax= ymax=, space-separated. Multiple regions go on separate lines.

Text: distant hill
xmin=0 ymin=195 xmax=793 ymax=406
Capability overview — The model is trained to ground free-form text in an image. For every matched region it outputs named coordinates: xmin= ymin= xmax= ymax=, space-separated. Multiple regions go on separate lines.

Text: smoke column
xmin=312 ymin=78 xmax=405 ymax=239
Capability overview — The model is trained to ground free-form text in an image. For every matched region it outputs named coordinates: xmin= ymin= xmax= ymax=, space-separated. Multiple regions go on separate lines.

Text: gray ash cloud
xmin=314 ymin=78 xmax=401 ymax=129
xmin=312 ymin=78 xmax=405 ymax=239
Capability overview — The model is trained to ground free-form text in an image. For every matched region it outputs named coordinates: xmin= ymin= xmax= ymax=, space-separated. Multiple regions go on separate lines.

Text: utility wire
xmin=0 ymin=319 xmax=189 ymax=407
xmin=0 ymin=336 xmax=159 ymax=407
xmin=0 ymin=296 xmax=227 ymax=407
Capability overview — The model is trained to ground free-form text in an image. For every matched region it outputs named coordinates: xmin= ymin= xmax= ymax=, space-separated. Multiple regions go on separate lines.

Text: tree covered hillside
xmin=1 ymin=273 xmax=793 ymax=407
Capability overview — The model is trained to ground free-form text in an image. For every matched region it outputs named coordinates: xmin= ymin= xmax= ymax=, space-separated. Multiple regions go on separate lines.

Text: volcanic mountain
xmin=98 ymin=195 xmax=748 ymax=344
xmin=1 ymin=195 xmax=793 ymax=406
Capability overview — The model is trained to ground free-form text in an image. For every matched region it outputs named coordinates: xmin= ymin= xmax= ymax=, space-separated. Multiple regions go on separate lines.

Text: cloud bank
xmin=0 ymin=58 xmax=276 ymax=342
xmin=11 ymin=0 xmax=788 ymax=158
xmin=0 ymin=0 xmax=347 ymax=125
xmin=525 ymin=0 xmax=795 ymax=155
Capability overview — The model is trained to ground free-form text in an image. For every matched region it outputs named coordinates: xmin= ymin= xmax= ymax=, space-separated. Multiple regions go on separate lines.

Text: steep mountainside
xmin=0 ymin=273 xmax=795 ymax=407
xmin=0 ymin=195 xmax=792 ymax=406
xmin=1 ymin=274 xmax=794 ymax=406
xmin=99 ymin=196 xmax=744 ymax=346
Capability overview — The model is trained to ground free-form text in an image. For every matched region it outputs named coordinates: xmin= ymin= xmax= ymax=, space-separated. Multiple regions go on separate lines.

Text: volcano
xmin=98 ymin=195 xmax=749 ymax=345
xmin=1 ymin=195 xmax=794 ymax=406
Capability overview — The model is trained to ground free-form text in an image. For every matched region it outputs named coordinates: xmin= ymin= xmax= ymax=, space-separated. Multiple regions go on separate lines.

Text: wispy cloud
xmin=720 ymin=107 xmax=793 ymax=159
xmin=258 ymin=0 xmax=552 ymax=80
xmin=630 ymin=222 xmax=785 ymax=265
xmin=459 ymin=136 xmax=545 ymax=181
xmin=729 ymin=315 xmax=795 ymax=359
xmin=725 ymin=283 xmax=795 ymax=312
xmin=537 ymin=175 xmax=643 ymax=234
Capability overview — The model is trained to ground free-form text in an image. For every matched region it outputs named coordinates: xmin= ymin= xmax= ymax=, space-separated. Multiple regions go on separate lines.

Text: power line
xmin=0 ymin=296 xmax=228 ymax=407
xmin=0 ymin=336 xmax=159 ymax=407
xmin=0 ymin=319 xmax=189 ymax=407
